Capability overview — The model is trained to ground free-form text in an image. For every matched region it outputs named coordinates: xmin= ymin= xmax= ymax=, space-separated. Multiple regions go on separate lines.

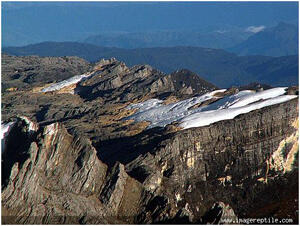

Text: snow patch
xmin=127 ymin=99 xmax=164 ymax=112
xmin=41 ymin=73 xmax=93 ymax=93
xmin=209 ymin=89 xmax=227 ymax=96
xmin=1 ymin=122 xmax=15 ymax=140
xmin=180 ymin=95 xmax=297 ymax=129
xmin=44 ymin=123 xmax=57 ymax=136
xmin=228 ymin=87 xmax=287 ymax=108
xmin=20 ymin=116 xmax=38 ymax=132
xmin=127 ymin=87 xmax=296 ymax=130
xmin=126 ymin=89 xmax=226 ymax=129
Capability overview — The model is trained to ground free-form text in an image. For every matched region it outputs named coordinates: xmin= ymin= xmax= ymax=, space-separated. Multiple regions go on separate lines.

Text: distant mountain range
xmin=2 ymin=2 xmax=298 ymax=47
xmin=3 ymin=42 xmax=298 ymax=88
xmin=81 ymin=22 xmax=298 ymax=56
xmin=229 ymin=22 xmax=298 ymax=56
xmin=83 ymin=29 xmax=252 ymax=49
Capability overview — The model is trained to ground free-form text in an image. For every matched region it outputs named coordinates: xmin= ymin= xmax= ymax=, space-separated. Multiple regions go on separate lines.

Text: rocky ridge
xmin=2 ymin=54 xmax=91 ymax=92
xmin=1 ymin=56 xmax=299 ymax=224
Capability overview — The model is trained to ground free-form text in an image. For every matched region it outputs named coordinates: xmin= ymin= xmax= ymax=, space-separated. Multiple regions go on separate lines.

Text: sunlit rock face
xmin=126 ymin=97 xmax=298 ymax=223
xmin=2 ymin=118 xmax=107 ymax=224
xmin=1 ymin=57 xmax=299 ymax=224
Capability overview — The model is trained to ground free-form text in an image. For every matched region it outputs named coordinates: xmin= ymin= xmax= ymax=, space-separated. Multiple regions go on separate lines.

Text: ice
xmin=201 ymin=90 xmax=255 ymax=111
xmin=127 ymin=87 xmax=296 ymax=130
xmin=127 ymin=99 xmax=164 ymax=112
xmin=208 ymin=89 xmax=227 ymax=96
xmin=1 ymin=122 xmax=15 ymax=140
xmin=126 ymin=89 xmax=226 ymax=128
xmin=19 ymin=116 xmax=38 ymax=132
xmin=180 ymin=95 xmax=297 ymax=129
xmin=41 ymin=73 xmax=92 ymax=93
xmin=228 ymin=87 xmax=288 ymax=108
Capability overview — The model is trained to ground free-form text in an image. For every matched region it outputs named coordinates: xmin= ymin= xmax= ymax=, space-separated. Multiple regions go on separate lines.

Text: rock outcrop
xmin=1 ymin=56 xmax=299 ymax=224
xmin=2 ymin=118 xmax=107 ymax=223
xmin=1 ymin=118 xmax=145 ymax=224
xmin=2 ymin=54 xmax=91 ymax=91
xmin=125 ymin=98 xmax=298 ymax=222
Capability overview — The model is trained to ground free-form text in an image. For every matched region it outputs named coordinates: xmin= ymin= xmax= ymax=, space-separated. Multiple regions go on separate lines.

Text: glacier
xmin=127 ymin=87 xmax=297 ymax=130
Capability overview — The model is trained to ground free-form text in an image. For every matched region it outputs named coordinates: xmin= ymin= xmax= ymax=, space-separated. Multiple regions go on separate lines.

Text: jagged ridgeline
xmin=1 ymin=56 xmax=299 ymax=224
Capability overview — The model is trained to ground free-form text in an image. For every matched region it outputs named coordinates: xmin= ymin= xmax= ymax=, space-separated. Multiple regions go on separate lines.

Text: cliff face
xmin=2 ymin=118 xmax=145 ymax=224
xmin=1 ymin=56 xmax=298 ymax=224
xmin=2 ymin=99 xmax=298 ymax=224
xmin=127 ymin=98 xmax=298 ymax=223
xmin=2 ymin=119 xmax=107 ymax=224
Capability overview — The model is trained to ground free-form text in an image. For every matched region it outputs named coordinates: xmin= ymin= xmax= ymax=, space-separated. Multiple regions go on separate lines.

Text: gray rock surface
xmin=1 ymin=55 xmax=299 ymax=224
xmin=2 ymin=54 xmax=91 ymax=91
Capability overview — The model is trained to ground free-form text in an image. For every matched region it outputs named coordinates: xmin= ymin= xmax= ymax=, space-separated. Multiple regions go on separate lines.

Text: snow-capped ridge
xmin=180 ymin=94 xmax=297 ymax=129
xmin=127 ymin=87 xmax=296 ymax=130
xmin=126 ymin=89 xmax=226 ymax=129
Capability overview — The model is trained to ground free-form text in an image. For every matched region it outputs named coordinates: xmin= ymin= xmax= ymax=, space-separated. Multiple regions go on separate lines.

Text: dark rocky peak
xmin=76 ymin=59 xmax=219 ymax=103
xmin=119 ymin=64 xmax=154 ymax=84
xmin=2 ymin=117 xmax=39 ymax=189
xmin=170 ymin=69 xmax=218 ymax=95
xmin=286 ymin=86 xmax=299 ymax=95
xmin=93 ymin=57 xmax=121 ymax=71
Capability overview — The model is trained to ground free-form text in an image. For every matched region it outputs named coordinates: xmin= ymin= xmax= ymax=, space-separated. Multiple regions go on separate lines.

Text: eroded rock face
xmin=2 ymin=120 xmax=100 ymax=223
xmin=1 ymin=118 xmax=143 ymax=224
xmin=2 ymin=100 xmax=298 ymax=224
xmin=1 ymin=56 xmax=299 ymax=224
xmin=2 ymin=54 xmax=91 ymax=91
xmin=200 ymin=202 xmax=238 ymax=224
xmin=125 ymin=98 xmax=299 ymax=223
xmin=76 ymin=60 xmax=217 ymax=103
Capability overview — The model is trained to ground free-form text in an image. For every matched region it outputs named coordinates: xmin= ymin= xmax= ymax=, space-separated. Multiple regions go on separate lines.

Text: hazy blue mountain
xmin=3 ymin=42 xmax=298 ymax=88
xmin=229 ymin=22 xmax=298 ymax=56
xmin=2 ymin=42 xmax=121 ymax=60
xmin=2 ymin=2 xmax=298 ymax=47
xmin=83 ymin=29 xmax=252 ymax=49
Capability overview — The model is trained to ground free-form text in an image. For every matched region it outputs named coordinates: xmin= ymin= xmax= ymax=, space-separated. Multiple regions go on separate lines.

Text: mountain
xmin=83 ymin=30 xmax=252 ymax=49
xmin=2 ymin=2 xmax=298 ymax=47
xmin=3 ymin=43 xmax=298 ymax=87
xmin=2 ymin=57 xmax=299 ymax=224
xmin=229 ymin=22 xmax=298 ymax=56
xmin=1 ymin=53 xmax=91 ymax=91
xmin=2 ymin=42 xmax=120 ymax=61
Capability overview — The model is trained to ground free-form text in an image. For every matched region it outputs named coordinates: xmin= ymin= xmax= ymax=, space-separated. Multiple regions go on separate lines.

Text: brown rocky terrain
xmin=1 ymin=55 xmax=299 ymax=224
xmin=2 ymin=54 xmax=91 ymax=91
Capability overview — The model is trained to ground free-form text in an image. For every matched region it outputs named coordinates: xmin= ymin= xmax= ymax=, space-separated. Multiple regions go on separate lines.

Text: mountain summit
xmin=229 ymin=22 xmax=298 ymax=56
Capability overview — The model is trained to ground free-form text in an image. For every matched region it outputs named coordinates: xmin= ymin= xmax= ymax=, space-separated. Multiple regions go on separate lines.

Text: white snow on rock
xmin=127 ymin=87 xmax=297 ymax=130
xmin=1 ymin=122 xmax=15 ymax=140
xmin=41 ymin=73 xmax=93 ymax=93
xmin=20 ymin=116 xmax=38 ymax=132
xmin=207 ymin=89 xmax=227 ymax=96
xmin=180 ymin=95 xmax=297 ymax=129
xmin=127 ymin=99 xmax=164 ymax=112
xmin=126 ymin=89 xmax=226 ymax=128
xmin=201 ymin=90 xmax=255 ymax=111
xmin=228 ymin=87 xmax=288 ymax=108
xmin=1 ymin=121 xmax=16 ymax=153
